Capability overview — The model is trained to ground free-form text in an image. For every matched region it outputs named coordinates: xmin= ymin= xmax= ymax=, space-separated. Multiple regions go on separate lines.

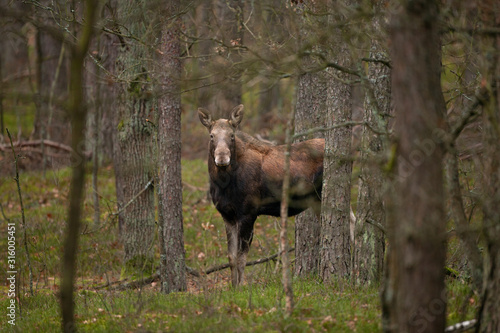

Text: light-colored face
xmin=210 ymin=120 xmax=235 ymax=167
xmin=198 ymin=105 xmax=245 ymax=168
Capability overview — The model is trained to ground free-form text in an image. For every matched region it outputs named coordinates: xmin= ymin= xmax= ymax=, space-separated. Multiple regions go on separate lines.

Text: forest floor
xmin=0 ymin=159 xmax=478 ymax=332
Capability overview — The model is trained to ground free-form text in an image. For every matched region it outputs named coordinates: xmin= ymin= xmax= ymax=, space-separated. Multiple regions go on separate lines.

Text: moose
xmin=198 ymin=105 xmax=325 ymax=286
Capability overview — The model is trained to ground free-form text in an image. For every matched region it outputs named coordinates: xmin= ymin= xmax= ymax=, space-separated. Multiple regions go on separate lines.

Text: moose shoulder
xmin=198 ymin=105 xmax=324 ymax=286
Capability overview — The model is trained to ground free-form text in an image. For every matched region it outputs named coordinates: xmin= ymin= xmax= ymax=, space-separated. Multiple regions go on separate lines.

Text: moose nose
xmin=214 ymin=148 xmax=230 ymax=167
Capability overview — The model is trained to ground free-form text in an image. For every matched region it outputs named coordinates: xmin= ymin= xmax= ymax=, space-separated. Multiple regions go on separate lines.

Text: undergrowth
xmin=0 ymin=159 xmax=478 ymax=332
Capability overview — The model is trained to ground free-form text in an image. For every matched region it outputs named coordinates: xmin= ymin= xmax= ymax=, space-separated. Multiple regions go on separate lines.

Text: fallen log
xmin=0 ymin=139 xmax=91 ymax=158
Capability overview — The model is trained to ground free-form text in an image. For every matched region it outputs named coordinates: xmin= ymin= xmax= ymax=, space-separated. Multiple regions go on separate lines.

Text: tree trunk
xmin=156 ymin=0 xmax=187 ymax=294
xmin=382 ymin=1 xmax=447 ymax=332
xmin=354 ymin=6 xmax=390 ymax=284
xmin=90 ymin=3 xmax=120 ymax=163
xmin=209 ymin=0 xmax=244 ymax=116
xmin=257 ymin=2 xmax=282 ymax=115
xmin=477 ymin=1 xmax=500 ymax=331
xmin=60 ymin=2 xmax=97 ymax=331
xmin=319 ymin=2 xmax=353 ymax=282
xmin=114 ymin=0 xmax=156 ymax=270
xmin=293 ymin=8 xmax=327 ymax=275
xmin=32 ymin=1 xmax=70 ymax=146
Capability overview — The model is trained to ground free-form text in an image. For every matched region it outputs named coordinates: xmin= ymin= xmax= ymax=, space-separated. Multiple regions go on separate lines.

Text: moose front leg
xmin=224 ymin=221 xmax=239 ymax=287
xmin=224 ymin=217 xmax=256 ymax=287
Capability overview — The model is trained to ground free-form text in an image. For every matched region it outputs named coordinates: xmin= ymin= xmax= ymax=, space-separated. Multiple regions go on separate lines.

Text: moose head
xmin=198 ymin=105 xmax=244 ymax=168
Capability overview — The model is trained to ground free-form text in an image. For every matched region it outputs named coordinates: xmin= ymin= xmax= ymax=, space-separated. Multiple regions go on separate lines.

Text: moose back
xmin=198 ymin=105 xmax=324 ymax=286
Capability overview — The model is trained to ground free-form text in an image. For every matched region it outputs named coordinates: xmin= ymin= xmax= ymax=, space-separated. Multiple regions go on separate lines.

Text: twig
xmin=446 ymin=25 xmax=500 ymax=36
xmin=112 ymin=179 xmax=154 ymax=216
xmin=300 ymin=50 xmax=362 ymax=77
xmin=6 ymin=129 xmax=34 ymax=296
xmin=292 ymin=121 xmax=373 ymax=140
xmin=81 ymin=179 xmax=155 ymax=235
xmin=324 ymin=61 xmax=361 ymax=77
xmin=450 ymin=86 xmax=489 ymax=142
xmin=0 ymin=202 xmax=11 ymax=223
xmin=361 ymin=57 xmax=392 ymax=69
xmin=204 ymin=248 xmax=295 ymax=275
xmin=365 ymin=218 xmax=386 ymax=234
xmin=106 ymin=274 xmax=159 ymax=291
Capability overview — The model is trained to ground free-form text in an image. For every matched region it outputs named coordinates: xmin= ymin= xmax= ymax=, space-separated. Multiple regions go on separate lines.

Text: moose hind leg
xmin=236 ymin=219 xmax=255 ymax=285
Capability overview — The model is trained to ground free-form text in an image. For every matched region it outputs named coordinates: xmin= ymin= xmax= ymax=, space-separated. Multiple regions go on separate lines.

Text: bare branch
xmin=292 ymin=121 xmax=386 ymax=140
xmin=365 ymin=218 xmax=386 ymax=234
xmin=112 ymin=179 xmax=154 ymax=217
xmin=449 ymin=86 xmax=489 ymax=142
xmin=361 ymin=57 xmax=392 ymax=68
xmin=204 ymin=248 xmax=295 ymax=275
xmin=447 ymin=25 xmax=500 ymax=36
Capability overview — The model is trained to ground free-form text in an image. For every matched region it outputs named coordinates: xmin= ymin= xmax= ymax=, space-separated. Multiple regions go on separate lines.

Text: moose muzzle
xmin=214 ymin=144 xmax=231 ymax=167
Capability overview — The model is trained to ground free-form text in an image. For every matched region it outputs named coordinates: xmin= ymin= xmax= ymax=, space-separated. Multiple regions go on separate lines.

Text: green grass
xmin=1 ymin=279 xmax=382 ymax=332
xmin=0 ymin=159 xmax=479 ymax=332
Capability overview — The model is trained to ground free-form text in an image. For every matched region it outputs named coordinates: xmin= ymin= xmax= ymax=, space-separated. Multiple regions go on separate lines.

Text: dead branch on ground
xmin=96 ymin=248 xmax=294 ymax=291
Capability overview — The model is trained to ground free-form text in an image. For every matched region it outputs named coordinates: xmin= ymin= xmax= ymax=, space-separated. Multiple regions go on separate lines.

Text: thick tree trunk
xmin=156 ymin=0 xmax=186 ymax=294
xmin=294 ymin=61 xmax=327 ymax=276
xmin=293 ymin=1 xmax=328 ymax=277
xmin=319 ymin=57 xmax=353 ymax=280
xmin=319 ymin=1 xmax=353 ymax=281
xmin=89 ymin=4 xmax=120 ymax=163
xmin=114 ymin=0 xmax=156 ymax=269
xmin=354 ymin=9 xmax=390 ymax=284
xmin=382 ymin=1 xmax=447 ymax=332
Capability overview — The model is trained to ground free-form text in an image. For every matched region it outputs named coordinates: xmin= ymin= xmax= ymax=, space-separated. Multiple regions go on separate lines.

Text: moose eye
xmin=231 ymin=134 xmax=235 ymax=140
xmin=210 ymin=134 xmax=214 ymax=140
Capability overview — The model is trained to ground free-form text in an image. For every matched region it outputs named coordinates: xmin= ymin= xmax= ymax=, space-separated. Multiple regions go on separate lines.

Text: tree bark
xmin=382 ymin=0 xmax=447 ymax=332
xmin=114 ymin=0 xmax=156 ymax=269
xmin=293 ymin=1 xmax=328 ymax=277
xmin=319 ymin=2 xmax=353 ymax=282
xmin=354 ymin=5 xmax=390 ymax=284
xmin=87 ymin=1 xmax=120 ymax=163
xmin=294 ymin=62 xmax=327 ymax=274
xmin=156 ymin=0 xmax=187 ymax=294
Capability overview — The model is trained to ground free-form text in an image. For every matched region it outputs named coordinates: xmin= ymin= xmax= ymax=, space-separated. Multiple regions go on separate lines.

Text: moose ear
xmin=198 ymin=108 xmax=214 ymax=130
xmin=229 ymin=104 xmax=244 ymax=129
